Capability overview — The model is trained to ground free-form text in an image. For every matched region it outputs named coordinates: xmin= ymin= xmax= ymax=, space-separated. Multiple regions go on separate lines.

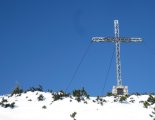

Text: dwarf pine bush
xmin=143 ymin=101 xmax=150 ymax=108
xmin=70 ymin=112 xmax=77 ymax=120
xmin=53 ymin=90 xmax=69 ymax=101
xmin=72 ymin=88 xmax=89 ymax=102
xmin=119 ymin=95 xmax=127 ymax=102
xmin=42 ymin=105 xmax=47 ymax=109
xmin=147 ymin=95 xmax=155 ymax=105
xmin=26 ymin=85 xmax=43 ymax=92
xmin=11 ymin=86 xmax=23 ymax=96
xmin=38 ymin=94 xmax=45 ymax=101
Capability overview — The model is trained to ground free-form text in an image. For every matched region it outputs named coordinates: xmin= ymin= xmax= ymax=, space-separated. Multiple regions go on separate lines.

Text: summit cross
xmin=92 ymin=20 xmax=142 ymax=95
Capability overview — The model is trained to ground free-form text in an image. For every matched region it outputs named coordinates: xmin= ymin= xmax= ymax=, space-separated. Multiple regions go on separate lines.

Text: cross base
xmin=112 ymin=86 xmax=128 ymax=95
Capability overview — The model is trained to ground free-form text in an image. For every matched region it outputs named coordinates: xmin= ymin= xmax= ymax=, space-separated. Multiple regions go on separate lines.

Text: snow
xmin=0 ymin=91 xmax=155 ymax=120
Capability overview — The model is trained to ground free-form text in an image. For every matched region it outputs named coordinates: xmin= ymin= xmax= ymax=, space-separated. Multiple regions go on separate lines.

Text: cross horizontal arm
xmin=92 ymin=37 xmax=142 ymax=42
xmin=119 ymin=37 xmax=143 ymax=42
xmin=92 ymin=37 xmax=115 ymax=42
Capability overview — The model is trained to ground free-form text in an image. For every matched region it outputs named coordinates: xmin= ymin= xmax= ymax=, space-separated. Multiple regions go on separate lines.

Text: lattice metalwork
xmin=92 ymin=20 xmax=142 ymax=88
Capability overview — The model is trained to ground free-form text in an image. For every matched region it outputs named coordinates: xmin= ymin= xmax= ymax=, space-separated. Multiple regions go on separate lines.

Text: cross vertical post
xmin=92 ymin=20 xmax=142 ymax=95
xmin=114 ymin=20 xmax=122 ymax=86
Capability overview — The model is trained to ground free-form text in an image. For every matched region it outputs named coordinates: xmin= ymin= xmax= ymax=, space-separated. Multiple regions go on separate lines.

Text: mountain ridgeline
xmin=0 ymin=86 xmax=155 ymax=120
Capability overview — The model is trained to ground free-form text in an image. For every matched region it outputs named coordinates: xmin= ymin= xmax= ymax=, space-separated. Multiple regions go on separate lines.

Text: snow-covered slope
xmin=0 ymin=91 xmax=155 ymax=120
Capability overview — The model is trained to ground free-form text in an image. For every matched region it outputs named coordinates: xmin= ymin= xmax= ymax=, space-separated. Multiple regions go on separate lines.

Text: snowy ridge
xmin=0 ymin=91 xmax=155 ymax=120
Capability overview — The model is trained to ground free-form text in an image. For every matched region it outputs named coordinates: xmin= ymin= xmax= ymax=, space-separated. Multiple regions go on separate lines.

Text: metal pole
xmin=114 ymin=20 xmax=122 ymax=86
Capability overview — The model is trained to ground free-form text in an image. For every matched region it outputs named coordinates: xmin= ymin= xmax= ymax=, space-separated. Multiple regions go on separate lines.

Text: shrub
xmin=72 ymin=88 xmax=89 ymax=102
xmin=73 ymin=90 xmax=80 ymax=97
xmin=26 ymin=85 xmax=43 ymax=92
xmin=92 ymin=100 xmax=96 ymax=103
xmin=53 ymin=90 xmax=69 ymax=101
xmin=84 ymin=101 xmax=87 ymax=104
xmin=59 ymin=90 xmax=70 ymax=97
xmin=119 ymin=95 xmax=127 ymax=102
xmin=11 ymin=86 xmax=23 ymax=96
xmin=42 ymin=105 xmax=47 ymax=109
xmin=53 ymin=93 xmax=62 ymax=101
xmin=96 ymin=96 xmax=106 ymax=102
xmin=107 ymin=92 xmax=114 ymax=96
xmin=139 ymin=101 xmax=144 ymax=103
xmin=73 ymin=88 xmax=89 ymax=98
xmin=149 ymin=114 xmax=153 ymax=117
xmin=147 ymin=95 xmax=155 ymax=105
xmin=1 ymin=98 xmax=8 ymax=103
xmin=10 ymin=102 xmax=15 ymax=108
xmin=96 ymin=96 xmax=100 ymax=101
xmin=70 ymin=96 xmax=73 ymax=99
xmin=114 ymin=99 xmax=118 ymax=102
xmin=134 ymin=92 xmax=141 ymax=96
xmin=130 ymin=100 xmax=135 ymax=103
xmin=38 ymin=94 xmax=45 ymax=101
xmin=95 ymin=96 xmax=106 ymax=105
xmin=143 ymin=101 xmax=150 ymax=108
xmin=0 ymin=98 xmax=8 ymax=107
xmin=70 ymin=112 xmax=77 ymax=120
xmin=96 ymin=96 xmax=104 ymax=102
xmin=0 ymin=102 xmax=15 ymax=109
xmin=75 ymin=97 xmax=81 ymax=102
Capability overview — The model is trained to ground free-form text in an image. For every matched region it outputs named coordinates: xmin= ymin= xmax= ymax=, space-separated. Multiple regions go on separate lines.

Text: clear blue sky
xmin=0 ymin=0 xmax=155 ymax=96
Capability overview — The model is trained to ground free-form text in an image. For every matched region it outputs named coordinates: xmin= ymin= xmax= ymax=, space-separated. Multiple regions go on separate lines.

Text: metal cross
xmin=92 ymin=20 xmax=142 ymax=93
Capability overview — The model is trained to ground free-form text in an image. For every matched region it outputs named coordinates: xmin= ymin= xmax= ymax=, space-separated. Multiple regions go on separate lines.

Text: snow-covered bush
xmin=72 ymin=88 xmax=89 ymax=102
xmin=38 ymin=94 xmax=45 ymax=101
xmin=96 ymin=96 xmax=106 ymax=105
xmin=143 ymin=101 xmax=150 ymax=108
xmin=73 ymin=88 xmax=89 ymax=98
xmin=0 ymin=101 xmax=15 ymax=109
xmin=119 ymin=95 xmax=128 ymax=103
xmin=143 ymin=95 xmax=155 ymax=108
xmin=1 ymin=98 xmax=8 ymax=103
xmin=0 ymin=98 xmax=7 ymax=106
xmin=107 ymin=92 xmax=114 ymax=96
xmin=53 ymin=90 xmax=69 ymax=101
xmin=26 ymin=85 xmax=43 ymax=92
xmin=42 ymin=105 xmax=47 ymax=109
xmin=9 ymin=102 xmax=15 ymax=109
xmin=147 ymin=95 xmax=155 ymax=105
xmin=130 ymin=100 xmax=135 ymax=103
xmin=11 ymin=86 xmax=23 ymax=96
xmin=70 ymin=112 xmax=77 ymax=120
